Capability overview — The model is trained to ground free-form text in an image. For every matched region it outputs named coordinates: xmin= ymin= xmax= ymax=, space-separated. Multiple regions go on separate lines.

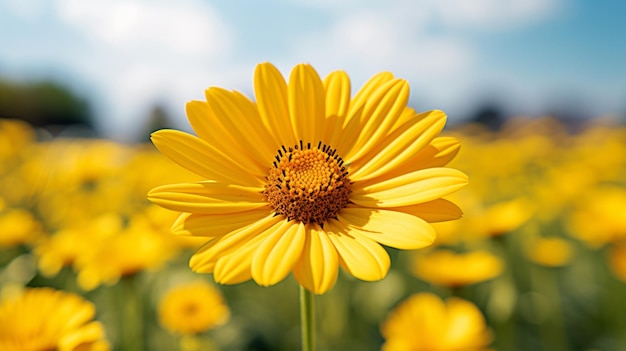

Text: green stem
xmin=300 ymin=285 xmax=315 ymax=351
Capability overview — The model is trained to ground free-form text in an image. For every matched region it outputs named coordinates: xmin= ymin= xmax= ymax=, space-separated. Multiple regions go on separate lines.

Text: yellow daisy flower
xmin=0 ymin=287 xmax=110 ymax=351
xmin=410 ymin=249 xmax=503 ymax=287
xmin=158 ymin=280 xmax=230 ymax=335
xmin=0 ymin=208 xmax=43 ymax=247
xmin=471 ymin=198 xmax=533 ymax=238
xmin=524 ymin=237 xmax=574 ymax=267
xmin=34 ymin=214 xmax=122 ymax=278
xmin=148 ymin=62 xmax=468 ymax=294
xmin=0 ymin=118 xmax=35 ymax=161
xmin=75 ymin=213 xmax=178 ymax=291
xmin=380 ymin=293 xmax=492 ymax=351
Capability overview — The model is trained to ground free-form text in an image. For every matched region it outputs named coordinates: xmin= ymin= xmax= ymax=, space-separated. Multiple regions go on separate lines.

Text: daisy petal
xmin=171 ymin=208 xmax=272 ymax=237
xmin=252 ymin=220 xmax=306 ymax=286
xmin=201 ymin=89 xmax=275 ymax=172
xmin=350 ymin=110 xmax=447 ymax=181
xmin=364 ymin=137 xmax=462 ymax=184
xmin=345 ymin=79 xmax=410 ymax=163
xmin=337 ymin=207 xmax=435 ymax=250
xmin=334 ymin=106 xmax=367 ymax=161
xmin=349 ymin=72 xmax=395 ymax=123
xmin=390 ymin=106 xmax=418 ymax=133
xmin=409 ymin=136 xmax=462 ymax=170
xmin=190 ymin=213 xmax=284 ymax=273
xmin=289 ymin=64 xmax=325 ymax=143
xmin=351 ymin=168 xmax=469 ymax=208
xmin=323 ymin=71 xmax=351 ymax=122
xmin=213 ymin=252 xmax=253 ymax=284
xmin=151 ymin=129 xmax=263 ymax=186
xmin=185 ymin=99 xmax=247 ymax=167
xmin=334 ymin=72 xmax=394 ymax=158
xmin=212 ymin=225 xmax=277 ymax=284
xmin=326 ymin=219 xmax=390 ymax=281
xmin=148 ymin=182 xmax=266 ymax=214
xmin=254 ymin=62 xmax=295 ymax=145
xmin=323 ymin=71 xmax=352 ymax=148
xmin=389 ymin=199 xmax=464 ymax=223
xmin=293 ymin=224 xmax=339 ymax=295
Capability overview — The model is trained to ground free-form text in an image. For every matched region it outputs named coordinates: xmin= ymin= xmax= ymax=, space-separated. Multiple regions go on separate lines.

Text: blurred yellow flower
xmin=149 ymin=62 xmax=467 ymax=294
xmin=472 ymin=198 xmax=533 ymax=238
xmin=525 ymin=237 xmax=574 ymax=267
xmin=567 ymin=187 xmax=626 ymax=247
xmin=75 ymin=214 xmax=179 ymax=290
xmin=0 ymin=208 xmax=43 ymax=247
xmin=0 ymin=287 xmax=109 ymax=351
xmin=158 ymin=280 xmax=230 ymax=335
xmin=31 ymin=140 xmax=140 ymax=228
xmin=381 ymin=292 xmax=492 ymax=351
xmin=0 ymin=118 xmax=35 ymax=161
xmin=35 ymin=214 xmax=122 ymax=277
xmin=411 ymin=249 xmax=503 ymax=287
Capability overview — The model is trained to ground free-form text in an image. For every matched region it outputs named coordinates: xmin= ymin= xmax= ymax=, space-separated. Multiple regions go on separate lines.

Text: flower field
xmin=1 ymin=115 xmax=625 ymax=351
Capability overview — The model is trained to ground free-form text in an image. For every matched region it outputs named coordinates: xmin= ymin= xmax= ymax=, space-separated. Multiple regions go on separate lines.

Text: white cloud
xmin=56 ymin=0 xmax=231 ymax=57
xmin=49 ymin=0 xmax=236 ymax=140
xmin=289 ymin=9 xmax=474 ymax=95
xmin=293 ymin=0 xmax=563 ymax=31
xmin=332 ymin=12 xmax=400 ymax=63
xmin=432 ymin=0 xmax=562 ymax=30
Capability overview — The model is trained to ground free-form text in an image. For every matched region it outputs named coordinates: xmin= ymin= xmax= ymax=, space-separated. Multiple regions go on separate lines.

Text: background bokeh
xmin=1 ymin=1 xmax=626 ymax=350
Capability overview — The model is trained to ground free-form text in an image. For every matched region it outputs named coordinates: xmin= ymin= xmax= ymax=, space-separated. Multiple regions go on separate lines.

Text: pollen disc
xmin=263 ymin=141 xmax=351 ymax=224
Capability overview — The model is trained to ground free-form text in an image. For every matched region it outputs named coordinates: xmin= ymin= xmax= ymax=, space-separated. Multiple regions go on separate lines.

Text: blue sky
xmin=1 ymin=0 xmax=625 ymax=140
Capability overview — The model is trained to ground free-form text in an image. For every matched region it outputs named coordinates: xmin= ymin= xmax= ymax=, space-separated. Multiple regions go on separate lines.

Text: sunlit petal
xmin=212 ymin=224 xmax=278 ymax=284
xmin=345 ymin=79 xmax=409 ymax=163
xmin=151 ymin=129 xmax=263 ymax=186
xmin=289 ymin=64 xmax=325 ymax=143
xmin=189 ymin=213 xmax=284 ymax=273
xmin=252 ymin=220 xmax=306 ymax=286
xmin=337 ymin=207 xmax=436 ymax=250
xmin=350 ymin=110 xmax=447 ymax=181
xmin=204 ymin=88 xmax=277 ymax=172
xmin=171 ymin=208 xmax=272 ymax=237
xmin=148 ymin=182 xmax=266 ymax=214
xmin=351 ymin=168 xmax=469 ymax=207
xmin=293 ymin=224 xmax=339 ymax=294
xmin=254 ymin=62 xmax=295 ymax=145
xmin=326 ymin=219 xmax=390 ymax=281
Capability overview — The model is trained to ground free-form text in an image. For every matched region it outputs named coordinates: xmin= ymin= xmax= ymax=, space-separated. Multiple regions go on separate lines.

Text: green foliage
xmin=0 ymin=78 xmax=93 ymax=131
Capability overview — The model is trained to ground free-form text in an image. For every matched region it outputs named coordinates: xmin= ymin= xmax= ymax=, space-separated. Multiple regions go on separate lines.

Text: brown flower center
xmin=263 ymin=141 xmax=351 ymax=224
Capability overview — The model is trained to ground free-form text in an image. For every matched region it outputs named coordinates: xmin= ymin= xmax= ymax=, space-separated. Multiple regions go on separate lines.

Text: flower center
xmin=263 ymin=141 xmax=351 ymax=225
